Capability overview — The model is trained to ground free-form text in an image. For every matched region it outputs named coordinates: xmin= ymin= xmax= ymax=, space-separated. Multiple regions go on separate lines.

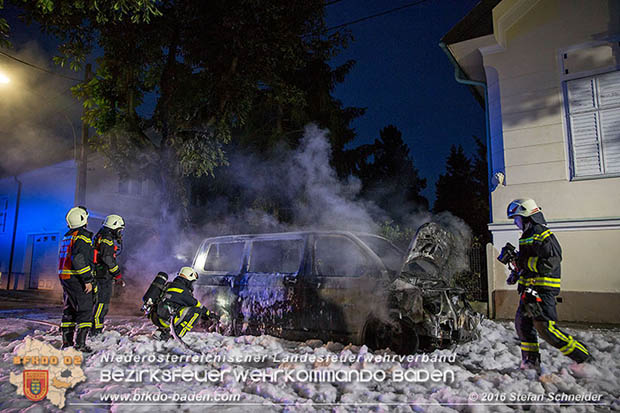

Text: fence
xmin=454 ymin=243 xmax=488 ymax=302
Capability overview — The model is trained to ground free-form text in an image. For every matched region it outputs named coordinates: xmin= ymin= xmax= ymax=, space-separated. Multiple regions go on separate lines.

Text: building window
xmin=118 ymin=176 xmax=129 ymax=194
xmin=0 ymin=197 xmax=7 ymax=232
xmin=565 ymin=70 xmax=620 ymax=177
xmin=131 ymin=179 xmax=143 ymax=196
xmin=118 ymin=176 xmax=149 ymax=196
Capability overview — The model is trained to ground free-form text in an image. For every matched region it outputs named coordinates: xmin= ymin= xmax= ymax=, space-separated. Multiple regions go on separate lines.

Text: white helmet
xmin=507 ymin=198 xmax=541 ymax=219
xmin=179 ymin=266 xmax=199 ymax=281
xmin=66 ymin=206 xmax=89 ymax=229
xmin=103 ymin=214 xmax=125 ymax=230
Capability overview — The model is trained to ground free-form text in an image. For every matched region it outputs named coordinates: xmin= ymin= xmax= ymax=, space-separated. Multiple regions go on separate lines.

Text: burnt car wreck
xmin=191 ymin=223 xmax=482 ymax=354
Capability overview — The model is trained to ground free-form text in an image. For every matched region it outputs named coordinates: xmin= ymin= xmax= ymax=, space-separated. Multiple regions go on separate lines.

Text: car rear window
xmin=204 ymin=241 xmax=245 ymax=273
xmin=248 ymin=239 xmax=304 ymax=274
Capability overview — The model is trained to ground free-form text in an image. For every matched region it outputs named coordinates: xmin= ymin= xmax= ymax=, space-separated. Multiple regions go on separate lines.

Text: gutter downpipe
xmin=439 ymin=42 xmax=493 ymax=224
xmin=7 ymin=176 xmax=22 ymax=290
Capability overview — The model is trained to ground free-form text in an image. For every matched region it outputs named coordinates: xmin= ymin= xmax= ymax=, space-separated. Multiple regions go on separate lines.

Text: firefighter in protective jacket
xmin=150 ymin=267 xmax=211 ymax=340
xmin=58 ymin=206 xmax=95 ymax=352
xmin=91 ymin=214 xmax=125 ymax=336
xmin=507 ymin=198 xmax=591 ymax=368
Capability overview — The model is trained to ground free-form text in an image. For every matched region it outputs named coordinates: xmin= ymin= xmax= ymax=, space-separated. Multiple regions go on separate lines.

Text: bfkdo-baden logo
xmin=23 ymin=370 xmax=49 ymax=402
xmin=10 ymin=337 xmax=87 ymax=409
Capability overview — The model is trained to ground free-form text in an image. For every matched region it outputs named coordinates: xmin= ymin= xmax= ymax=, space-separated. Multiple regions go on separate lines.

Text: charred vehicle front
xmin=191 ymin=225 xmax=481 ymax=353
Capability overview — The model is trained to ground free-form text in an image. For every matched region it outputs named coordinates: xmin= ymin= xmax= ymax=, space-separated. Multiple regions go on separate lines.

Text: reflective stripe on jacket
xmin=518 ymin=223 xmax=562 ymax=294
xmin=162 ymin=276 xmax=201 ymax=309
xmin=94 ymin=227 xmax=121 ymax=279
xmin=58 ymin=227 xmax=94 ymax=282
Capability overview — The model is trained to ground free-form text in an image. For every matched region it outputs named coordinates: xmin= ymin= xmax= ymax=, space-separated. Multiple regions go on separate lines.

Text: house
xmin=441 ymin=0 xmax=620 ymax=323
xmin=0 ymin=153 xmax=159 ymax=293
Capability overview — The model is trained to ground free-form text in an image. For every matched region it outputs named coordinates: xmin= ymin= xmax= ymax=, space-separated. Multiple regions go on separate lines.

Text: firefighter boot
xmin=74 ymin=328 xmax=93 ymax=353
xmin=90 ymin=327 xmax=103 ymax=338
xmin=152 ymin=328 xmax=171 ymax=341
xmin=520 ymin=352 xmax=541 ymax=372
xmin=61 ymin=327 xmax=75 ymax=349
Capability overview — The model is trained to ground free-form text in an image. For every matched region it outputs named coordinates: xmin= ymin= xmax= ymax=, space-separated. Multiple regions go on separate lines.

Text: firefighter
xmin=58 ymin=206 xmax=95 ymax=352
xmin=507 ymin=198 xmax=591 ymax=369
xmin=150 ymin=266 xmax=211 ymax=340
xmin=91 ymin=214 xmax=126 ymax=336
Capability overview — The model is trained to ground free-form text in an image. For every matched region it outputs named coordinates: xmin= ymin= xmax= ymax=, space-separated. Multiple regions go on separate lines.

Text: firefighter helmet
xmin=179 ymin=266 xmax=199 ymax=281
xmin=65 ymin=206 xmax=89 ymax=229
xmin=507 ymin=198 xmax=541 ymax=219
xmin=103 ymin=214 xmax=125 ymax=230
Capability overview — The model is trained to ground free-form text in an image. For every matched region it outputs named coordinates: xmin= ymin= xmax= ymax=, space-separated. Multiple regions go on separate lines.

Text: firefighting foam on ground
xmin=1 ymin=309 xmax=619 ymax=411
xmin=2 ymin=126 xmax=618 ymax=410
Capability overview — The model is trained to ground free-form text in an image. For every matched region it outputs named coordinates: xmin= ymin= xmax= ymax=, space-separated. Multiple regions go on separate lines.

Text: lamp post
xmin=0 ymin=68 xmax=80 ymax=290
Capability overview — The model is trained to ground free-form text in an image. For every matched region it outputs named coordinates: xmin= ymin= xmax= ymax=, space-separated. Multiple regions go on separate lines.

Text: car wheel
xmin=362 ymin=315 xmax=419 ymax=355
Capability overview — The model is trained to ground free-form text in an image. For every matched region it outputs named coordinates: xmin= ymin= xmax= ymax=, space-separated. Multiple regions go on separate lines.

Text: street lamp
xmin=0 ymin=71 xmax=10 ymax=84
xmin=1 ymin=69 xmax=80 ymax=290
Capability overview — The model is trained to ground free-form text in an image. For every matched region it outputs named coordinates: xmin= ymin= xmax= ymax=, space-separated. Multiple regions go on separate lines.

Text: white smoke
xmin=149 ymin=124 xmax=471 ymax=278
xmin=287 ymin=125 xmax=383 ymax=232
xmin=102 ymin=123 xmax=474 ymax=318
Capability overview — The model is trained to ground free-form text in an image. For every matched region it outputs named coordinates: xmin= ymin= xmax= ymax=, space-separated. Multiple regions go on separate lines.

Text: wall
xmin=85 ymin=153 xmax=160 ymax=226
xmin=473 ymin=0 xmax=620 ymax=322
xmin=484 ymin=0 xmax=620 ymax=222
xmin=0 ymin=160 xmax=76 ymax=289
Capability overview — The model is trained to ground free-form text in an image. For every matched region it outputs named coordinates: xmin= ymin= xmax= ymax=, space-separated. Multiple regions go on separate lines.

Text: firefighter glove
xmin=114 ymin=274 xmax=126 ymax=287
xmin=200 ymin=307 xmax=216 ymax=320
xmin=506 ymin=270 xmax=521 ymax=285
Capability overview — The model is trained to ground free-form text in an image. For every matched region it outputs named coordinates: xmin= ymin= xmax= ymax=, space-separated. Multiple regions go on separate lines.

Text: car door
xmin=303 ymin=234 xmax=385 ymax=342
xmin=193 ymin=239 xmax=247 ymax=329
xmin=236 ymin=237 xmax=306 ymax=337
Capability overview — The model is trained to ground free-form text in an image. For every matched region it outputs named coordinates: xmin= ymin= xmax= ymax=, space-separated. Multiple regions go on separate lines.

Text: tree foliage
xmin=355 ymin=125 xmax=428 ymax=220
xmin=470 ymin=136 xmax=490 ymax=244
xmin=1 ymin=0 xmax=160 ymax=50
xmin=237 ymin=49 xmax=365 ymax=167
xmin=434 ymin=139 xmax=489 ymax=243
xmin=5 ymin=0 xmax=354 ymax=222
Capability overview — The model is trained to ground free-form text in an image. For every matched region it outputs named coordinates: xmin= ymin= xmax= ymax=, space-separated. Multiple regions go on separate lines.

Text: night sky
xmin=325 ymin=0 xmax=485 ymax=203
xmin=1 ymin=0 xmax=485 ymax=204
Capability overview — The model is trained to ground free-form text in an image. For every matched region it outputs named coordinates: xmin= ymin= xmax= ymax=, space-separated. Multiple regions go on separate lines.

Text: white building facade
xmin=443 ymin=0 xmax=620 ymax=323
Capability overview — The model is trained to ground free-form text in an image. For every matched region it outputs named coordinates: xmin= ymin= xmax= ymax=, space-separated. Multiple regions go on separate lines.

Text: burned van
xmin=191 ymin=225 xmax=481 ymax=353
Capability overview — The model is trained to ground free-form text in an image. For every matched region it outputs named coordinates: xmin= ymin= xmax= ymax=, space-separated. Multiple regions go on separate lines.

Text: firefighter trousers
xmin=515 ymin=291 xmax=590 ymax=363
xmin=60 ymin=276 xmax=93 ymax=333
xmin=151 ymin=305 xmax=202 ymax=337
xmin=92 ymin=278 xmax=112 ymax=332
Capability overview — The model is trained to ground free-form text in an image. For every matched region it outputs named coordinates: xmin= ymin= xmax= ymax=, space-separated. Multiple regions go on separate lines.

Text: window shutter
xmin=570 ymin=112 xmax=602 ymax=176
xmin=598 ymin=70 xmax=620 ymax=107
xmin=600 ymin=108 xmax=620 ymax=173
xmin=567 ymin=77 xmax=595 ymax=112
xmin=566 ymin=70 xmax=620 ymax=177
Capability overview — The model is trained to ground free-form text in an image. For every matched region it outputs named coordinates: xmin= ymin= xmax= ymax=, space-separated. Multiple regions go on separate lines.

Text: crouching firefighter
xmin=92 ymin=214 xmax=126 ymax=336
xmin=504 ymin=198 xmax=592 ymax=369
xmin=147 ymin=267 xmax=212 ymax=340
xmin=58 ymin=206 xmax=95 ymax=353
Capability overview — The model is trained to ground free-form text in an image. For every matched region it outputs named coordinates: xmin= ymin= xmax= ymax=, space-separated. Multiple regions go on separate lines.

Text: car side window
xmin=314 ymin=236 xmax=370 ymax=277
xmin=204 ymin=242 xmax=245 ymax=273
xmin=249 ymin=239 xmax=304 ymax=274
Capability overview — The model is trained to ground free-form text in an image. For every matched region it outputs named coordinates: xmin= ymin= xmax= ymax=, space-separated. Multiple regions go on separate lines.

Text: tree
xmin=6 ymin=0 xmax=350 ymax=223
xmin=471 ymin=136 xmax=490 ymax=244
xmin=434 ymin=140 xmax=490 ymax=243
xmin=235 ymin=38 xmax=365 ymax=175
xmin=434 ymin=144 xmax=474 ymax=219
xmin=356 ymin=125 xmax=428 ymax=220
xmin=1 ymin=1 xmax=161 ymax=52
